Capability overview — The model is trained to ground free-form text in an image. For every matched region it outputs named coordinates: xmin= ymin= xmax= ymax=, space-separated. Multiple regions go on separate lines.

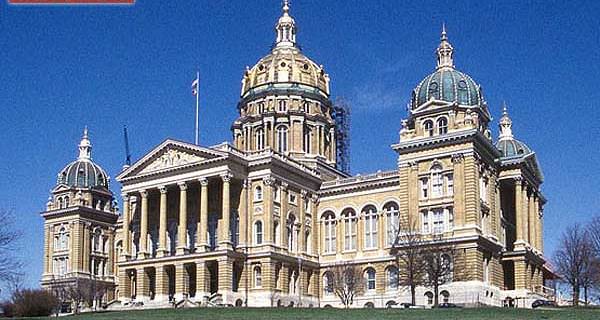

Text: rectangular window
xmin=345 ymin=219 xmax=356 ymax=251
xmin=364 ymin=214 xmax=378 ymax=249
xmin=479 ymin=177 xmax=488 ymax=202
xmin=432 ymin=173 xmax=443 ymax=197
xmin=288 ymin=193 xmax=297 ymax=204
xmin=432 ymin=209 xmax=445 ymax=234
xmin=422 ymin=211 xmax=430 ymax=233
xmin=446 ymin=174 xmax=454 ymax=196
xmin=421 ymin=178 xmax=429 ymax=199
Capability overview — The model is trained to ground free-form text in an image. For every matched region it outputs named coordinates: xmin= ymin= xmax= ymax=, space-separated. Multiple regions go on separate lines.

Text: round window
xmin=458 ymin=80 xmax=468 ymax=89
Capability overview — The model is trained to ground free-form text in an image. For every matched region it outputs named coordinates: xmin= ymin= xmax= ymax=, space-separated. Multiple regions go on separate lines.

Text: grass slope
xmin=57 ymin=307 xmax=600 ymax=320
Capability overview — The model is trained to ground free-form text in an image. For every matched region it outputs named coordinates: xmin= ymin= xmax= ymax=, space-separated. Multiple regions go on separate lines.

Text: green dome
xmin=57 ymin=159 xmax=109 ymax=189
xmin=56 ymin=128 xmax=110 ymax=189
xmin=496 ymin=139 xmax=532 ymax=158
xmin=410 ymin=26 xmax=484 ymax=110
xmin=411 ymin=68 xmax=483 ymax=109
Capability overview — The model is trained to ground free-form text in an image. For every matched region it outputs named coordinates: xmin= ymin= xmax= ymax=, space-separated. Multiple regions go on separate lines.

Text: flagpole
xmin=195 ymin=71 xmax=200 ymax=145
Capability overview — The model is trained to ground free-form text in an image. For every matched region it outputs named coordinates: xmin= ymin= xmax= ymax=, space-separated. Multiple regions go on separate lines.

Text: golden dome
xmin=240 ymin=1 xmax=330 ymax=98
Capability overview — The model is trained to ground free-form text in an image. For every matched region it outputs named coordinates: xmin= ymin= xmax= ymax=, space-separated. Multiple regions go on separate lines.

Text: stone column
xmin=107 ymin=229 xmax=115 ymax=276
xmin=197 ymin=178 xmax=209 ymax=251
xmin=522 ymin=185 xmax=530 ymax=245
xmin=239 ymin=180 xmax=249 ymax=248
xmin=220 ymin=172 xmax=233 ymax=249
xmin=136 ymin=267 xmax=150 ymax=301
xmin=175 ymin=263 xmax=188 ymax=301
xmin=281 ymin=183 xmax=289 ymax=250
xmin=83 ymin=223 xmax=90 ymax=273
xmin=122 ymin=194 xmax=131 ymax=259
xmin=43 ymin=225 xmax=52 ymax=275
xmin=154 ymin=266 xmax=169 ymax=302
xmin=218 ymin=257 xmax=232 ymax=295
xmin=118 ymin=268 xmax=131 ymax=301
xmin=299 ymin=191 xmax=307 ymax=253
xmin=311 ymin=195 xmax=319 ymax=254
xmin=139 ymin=190 xmax=149 ymax=259
xmin=158 ymin=186 xmax=168 ymax=257
xmin=528 ymin=192 xmax=535 ymax=248
xmin=177 ymin=182 xmax=189 ymax=255
xmin=196 ymin=261 xmax=209 ymax=299
xmin=514 ymin=179 xmax=524 ymax=244
xmin=263 ymin=177 xmax=274 ymax=244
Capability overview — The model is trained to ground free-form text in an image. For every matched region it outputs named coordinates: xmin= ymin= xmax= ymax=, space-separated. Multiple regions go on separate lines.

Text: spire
xmin=78 ymin=126 xmax=92 ymax=160
xmin=275 ymin=0 xmax=297 ymax=48
xmin=436 ymin=23 xmax=454 ymax=69
xmin=498 ymin=102 xmax=514 ymax=141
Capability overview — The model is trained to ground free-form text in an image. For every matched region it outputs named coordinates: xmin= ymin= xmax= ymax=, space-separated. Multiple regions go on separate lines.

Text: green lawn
xmin=50 ymin=307 xmax=600 ymax=320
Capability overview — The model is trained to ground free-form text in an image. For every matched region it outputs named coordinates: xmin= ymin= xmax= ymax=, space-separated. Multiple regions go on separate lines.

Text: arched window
xmin=437 ymin=117 xmax=448 ymax=135
xmin=305 ymin=230 xmax=312 ymax=254
xmin=342 ymin=209 xmax=357 ymax=251
xmin=254 ymin=221 xmax=263 ymax=245
xmin=254 ymin=186 xmax=263 ymax=202
xmin=93 ymin=228 xmax=102 ymax=252
xmin=303 ymin=127 xmax=311 ymax=154
xmin=323 ymin=272 xmax=334 ymax=294
xmin=276 ymin=125 xmax=288 ymax=153
xmin=322 ymin=212 xmax=336 ymax=253
xmin=362 ymin=205 xmax=378 ymax=249
xmin=424 ymin=120 xmax=434 ymax=137
xmin=274 ymin=220 xmax=281 ymax=245
xmin=254 ymin=266 xmax=262 ymax=288
xmin=440 ymin=290 xmax=450 ymax=303
xmin=58 ymin=227 xmax=68 ymax=250
xmin=425 ymin=291 xmax=434 ymax=305
xmin=57 ymin=197 xmax=64 ymax=209
xmin=287 ymin=214 xmax=297 ymax=252
xmin=384 ymin=202 xmax=400 ymax=246
xmin=278 ymin=100 xmax=288 ymax=112
xmin=255 ymin=128 xmax=265 ymax=150
xmin=431 ymin=165 xmax=443 ymax=197
xmin=386 ymin=266 xmax=399 ymax=290
xmin=257 ymin=102 xmax=265 ymax=114
xmin=365 ymin=268 xmax=376 ymax=291
xmin=64 ymin=196 xmax=69 ymax=208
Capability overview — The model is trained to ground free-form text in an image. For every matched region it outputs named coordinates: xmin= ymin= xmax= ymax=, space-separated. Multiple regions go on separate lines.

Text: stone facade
xmin=40 ymin=2 xmax=551 ymax=310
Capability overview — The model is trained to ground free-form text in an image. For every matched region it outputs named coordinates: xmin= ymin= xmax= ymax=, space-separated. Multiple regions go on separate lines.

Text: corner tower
xmin=232 ymin=1 xmax=338 ymax=172
xmin=41 ymin=128 xmax=118 ymax=307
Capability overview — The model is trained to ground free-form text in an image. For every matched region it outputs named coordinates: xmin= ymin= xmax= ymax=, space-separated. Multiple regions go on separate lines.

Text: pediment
xmin=117 ymin=139 xmax=227 ymax=180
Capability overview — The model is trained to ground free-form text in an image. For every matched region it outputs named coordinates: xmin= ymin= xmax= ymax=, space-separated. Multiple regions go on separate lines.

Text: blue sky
xmin=0 ymin=0 xmax=599 ymax=290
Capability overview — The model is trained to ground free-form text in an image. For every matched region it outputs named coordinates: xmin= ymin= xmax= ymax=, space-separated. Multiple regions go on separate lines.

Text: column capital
xmin=242 ymin=179 xmax=249 ymax=189
xmin=280 ymin=182 xmax=289 ymax=191
xmin=199 ymin=177 xmax=209 ymax=186
xmin=451 ymin=153 xmax=464 ymax=164
xmin=178 ymin=182 xmax=188 ymax=191
xmin=159 ymin=186 xmax=168 ymax=194
xmin=220 ymin=171 xmax=233 ymax=182
xmin=310 ymin=194 xmax=319 ymax=204
xmin=263 ymin=175 xmax=276 ymax=186
xmin=514 ymin=177 xmax=523 ymax=185
xmin=301 ymin=190 xmax=309 ymax=199
xmin=140 ymin=190 xmax=148 ymax=198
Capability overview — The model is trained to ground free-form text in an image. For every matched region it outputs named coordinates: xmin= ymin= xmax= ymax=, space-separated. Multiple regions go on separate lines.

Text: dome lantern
xmin=498 ymin=102 xmax=514 ymax=141
xmin=275 ymin=0 xmax=297 ymax=48
xmin=436 ymin=24 xmax=454 ymax=69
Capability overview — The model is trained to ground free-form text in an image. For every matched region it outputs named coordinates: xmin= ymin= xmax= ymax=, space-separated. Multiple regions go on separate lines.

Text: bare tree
xmin=390 ymin=218 xmax=425 ymax=306
xmin=588 ymin=216 xmax=600 ymax=256
xmin=327 ymin=262 xmax=364 ymax=308
xmin=554 ymin=224 xmax=595 ymax=306
xmin=0 ymin=209 xmax=22 ymax=283
xmin=421 ymin=237 xmax=455 ymax=307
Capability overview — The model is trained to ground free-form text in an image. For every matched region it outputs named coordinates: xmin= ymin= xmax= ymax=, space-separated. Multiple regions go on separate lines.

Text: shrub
xmin=11 ymin=289 xmax=58 ymax=317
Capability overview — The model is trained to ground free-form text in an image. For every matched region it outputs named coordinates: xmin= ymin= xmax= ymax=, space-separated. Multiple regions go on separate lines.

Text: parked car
xmin=532 ymin=299 xmax=557 ymax=308
xmin=437 ymin=302 xmax=462 ymax=308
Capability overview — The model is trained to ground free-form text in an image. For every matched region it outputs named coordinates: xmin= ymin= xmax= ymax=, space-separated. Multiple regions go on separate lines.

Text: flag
xmin=191 ymin=78 xmax=199 ymax=96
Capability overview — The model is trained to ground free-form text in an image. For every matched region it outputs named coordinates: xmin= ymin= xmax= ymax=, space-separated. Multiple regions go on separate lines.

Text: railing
xmin=322 ymin=170 xmax=398 ymax=187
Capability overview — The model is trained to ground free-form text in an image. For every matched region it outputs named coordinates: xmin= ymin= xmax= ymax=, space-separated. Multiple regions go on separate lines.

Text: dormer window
xmin=437 ymin=117 xmax=448 ymax=135
xmin=424 ymin=120 xmax=434 ymax=137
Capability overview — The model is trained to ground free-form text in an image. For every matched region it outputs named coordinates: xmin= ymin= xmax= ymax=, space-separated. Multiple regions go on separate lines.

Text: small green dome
xmin=56 ymin=128 xmax=110 ymax=189
xmin=496 ymin=139 xmax=532 ymax=158
xmin=57 ymin=159 xmax=109 ymax=189
xmin=411 ymin=68 xmax=483 ymax=109
xmin=410 ymin=26 xmax=484 ymax=110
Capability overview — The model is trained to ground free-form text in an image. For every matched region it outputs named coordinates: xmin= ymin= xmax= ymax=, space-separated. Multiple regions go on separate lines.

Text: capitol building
xmin=40 ymin=2 xmax=552 ymax=309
